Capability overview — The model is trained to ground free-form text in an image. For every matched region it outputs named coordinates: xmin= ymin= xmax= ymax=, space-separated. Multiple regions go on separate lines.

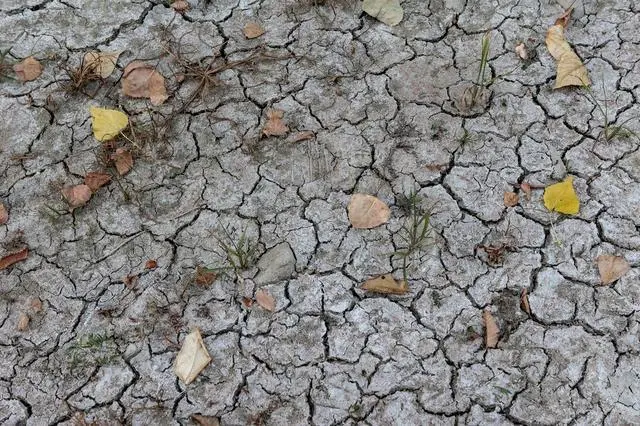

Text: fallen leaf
xmin=84 ymin=172 xmax=112 ymax=192
xmin=362 ymin=0 xmax=404 ymax=26
xmin=145 ymin=259 xmax=158 ymax=269
xmin=347 ymin=194 xmax=390 ymax=229
xmin=262 ymin=109 xmax=289 ymax=137
xmin=123 ymin=274 xmax=138 ymax=289
xmin=241 ymin=297 xmax=254 ymax=308
xmin=520 ymin=182 xmax=532 ymax=201
xmin=255 ymin=289 xmax=276 ymax=311
xmin=483 ymin=308 xmax=499 ymax=349
xmin=597 ymin=255 xmax=630 ymax=285
xmin=90 ymin=106 xmax=129 ymax=141
xmin=292 ymin=131 xmax=315 ymax=142
xmin=30 ymin=297 xmax=43 ymax=313
xmin=62 ymin=184 xmax=92 ymax=210
xmin=83 ymin=51 xmax=121 ymax=79
xmin=0 ymin=202 xmax=8 ymax=225
xmin=171 ymin=0 xmax=190 ymax=12
xmin=17 ymin=312 xmax=30 ymax=331
xmin=13 ymin=57 xmax=42 ymax=82
xmin=361 ymin=274 xmax=408 ymax=295
xmin=543 ymin=176 xmax=579 ymax=215
xmin=174 ymin=328 xmax=212 ymax=384
xmin=515 ymin=42 xmax=528 ymax=60
xmin=545 ymin=9 xmax=590 ymax=88
xmin=122 ymin=61 xmax=168 ymax=105
xmin=194 ymin=266 xmax=217 ymax=286
xmin=243 ymin=22 xmax=265 ymax=39
xmin=520 ymin=288 xmax=531 ymax=315
xmin=0 ymin=247 xmax=29 ymax=270
xmin=503 ymin=192 xmax=519 ymax=207
xmin=191 ymin=414 xmax=220 ymax=426
xmin=111 ymin=148 xmax=133 ymax=176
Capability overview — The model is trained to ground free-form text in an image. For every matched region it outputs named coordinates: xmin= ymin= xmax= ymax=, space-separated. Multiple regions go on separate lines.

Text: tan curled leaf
xmin=122 ymin=61 xmax=168 ymax=105
xmin=347 ymin=194 xmax=390 ymax=229
xmin=17 ymin=312 xmax=30 ymax=331
xmin=90 ymin=106 xmax=129 ymax=141
xmin=483 ymin=308 xmax=499 ymax=349
xmin=174 ymin=328 xmax=212 ymax=384
xmin=597 ymin=255 xmax=630 ymax=285
xmin=83 ymin=51 xmax=121 ymax=79
xmin=0 ymin=248 xmax=28 ymax=270
xmin=191 ymin=415 xmax=220 ymax=426
xmin=171 ymin=0 xmax=190 ymax=12
xmin=13 ymin=57 xmax=42 ymax=82
xmin=520 ymin=288 xmax=531 ymax=315
xmin=503 ymin=191 xmax=519 ymax=207
xmin=361 ymin=274 xmax=408 ymax=295
xmin=255 ymin=289 xmax=276 ymax=311
xmin=243 ymin=22 xmax=265 ymax=39
xmin=292 ymin=131 xmax=315 ymax=142
xmin=84 ymin=172 xmax=112 ymax=192
xmin=62 ymin=184 xmax=92 ymax=210
xmin=30 ymin=297 xmax=43 ymax=313
xmin=0 ymin=202 xmax=8 ymax=225
xmin=515 ymin=42 xmax=528 ymax=60
xmin=262 ymin=109 xmax=289 ymax=137
xmin=545 ymin=9 xmax=590 ymax=88
xmin=362 ymin=0 xmax=404 ymax=26
xmin=111 ymin=148 xmax=133 ymax=176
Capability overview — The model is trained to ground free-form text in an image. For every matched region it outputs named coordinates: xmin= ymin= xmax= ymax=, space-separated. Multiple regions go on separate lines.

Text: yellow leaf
xmin=543 ymin=176 xmax=580 ymax=215
xmin=362 ymin=0 xmax=404 ymax=26
xmin=90 ymin=106 xmax=128 ymax=141
xmin=545 ymin=10 xmax=590 ymax=89
xmin=361 ymin=274 xmax=408 ymax=295
xmin=174 ymin=328 xmax=212 ymax=384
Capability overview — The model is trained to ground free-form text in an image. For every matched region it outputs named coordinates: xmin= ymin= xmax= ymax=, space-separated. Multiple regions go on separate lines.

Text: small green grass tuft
xmin=393 ymin=191 xmax=432 ymax=283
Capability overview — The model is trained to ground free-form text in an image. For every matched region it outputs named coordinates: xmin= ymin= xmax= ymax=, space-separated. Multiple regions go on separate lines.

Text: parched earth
xmin=1 ymin=0 xmax=640 ymax=425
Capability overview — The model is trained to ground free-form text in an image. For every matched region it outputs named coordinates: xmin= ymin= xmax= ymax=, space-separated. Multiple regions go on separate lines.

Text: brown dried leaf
xmin=262 ymin=109 xmax=289 ymax=137
xmin=191 ymin=414 xmax=220 ymax=426
xmin=483 ymin=308 xmax=499 ymax=349
xmin=17 ymin=312 xmax=30 ymax=331
xmin=123 ymin=274 xmax=138 ymax=289
xmin=122 ymin=61 xmax=168 ymax=105
xmin=292 ymin=131 xmax=315 ymax=142
xmin=13 ymin=57 xmax=43 ymax=82
xmin=503 ymin=191 xmax=519 ymax=207
xmin=111 ymin=148 xmax=133 ymax=176
xmin=145 ymin=259 xmax=158 ymax=269
xmin=255 ymin=289 xmax=276 ymax=311
xmin=174 ymin=328 xmax=212 ymax=384
xmin=243 ymin=22 xmax=266 ymax=39
xmin=0 ymin=202 xmax=8 ymax=225
xmin=194 ymin=266 xmax=217 ymax=286
xmin=347 ymin=194 xmax=391 ymax=229
xmin=84 ymin=172 xmax=112 ymax=192
xmin=83 ymin=51 xmax=121 ymax=79
xmin=61 ymin=184 xmax=92 ymax=210
xmin=520 ymin=288 xmax=531 ymax=315
xmin=171 ymin=0 xmax=190 ymax=12
xmin=597 ymin=255 xmax=630 ymax=285
xmin=520 ymin=182 xmax=532 ymax=201
xmin=361 ymin=274 xmax=408 ymax=295
xmin=30 ymin=297 xmax=43 ymax=313
xmin=0 ymin=248 xmax=28 ymax=270
xmin=241 ymin=297 xmax=254 ymax=308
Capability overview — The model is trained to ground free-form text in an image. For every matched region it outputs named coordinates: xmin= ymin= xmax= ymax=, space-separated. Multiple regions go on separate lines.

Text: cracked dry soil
xmin=1 ymin=0 xmax=640 ymax=425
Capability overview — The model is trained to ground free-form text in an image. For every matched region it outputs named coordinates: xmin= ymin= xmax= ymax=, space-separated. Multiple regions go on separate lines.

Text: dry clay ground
xmin=1 ymin=0 xmax=640 ymax=425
